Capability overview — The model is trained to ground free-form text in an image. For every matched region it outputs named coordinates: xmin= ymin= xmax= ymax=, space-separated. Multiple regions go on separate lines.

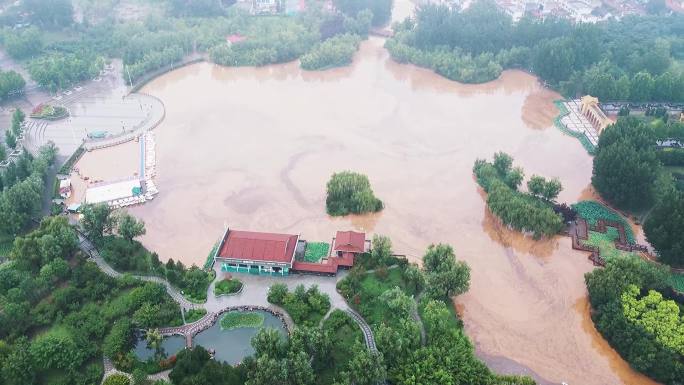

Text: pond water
xmin=134 ymin=334 xmax=186 ymax=361
xmin=193 ymin=311 xmax=287 ymax=364
xmin=100 ymin=23 xmax=658 ymax=385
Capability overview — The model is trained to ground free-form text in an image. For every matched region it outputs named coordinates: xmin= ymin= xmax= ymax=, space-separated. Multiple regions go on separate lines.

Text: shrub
xmin=326 ymin=171 xmax=383 ymax=216
xmin=214 ymin=278 xmax=242 ymax=296
xmin=300 ymin=33 xmax=361 ymax=71
xmin=103 ymin=374 xmax=130 ymax=385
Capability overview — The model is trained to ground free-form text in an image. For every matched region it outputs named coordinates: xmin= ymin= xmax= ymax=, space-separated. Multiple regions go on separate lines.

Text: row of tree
xmin=300 ymin=33 xmax=361 ymax=70
xmin=473 ymin=152 xmax=564 ymax=239
xmin=387 ymin=0 xmax=684 ymax=101
xmin=591 ymin=117 xmax=684 ymax=266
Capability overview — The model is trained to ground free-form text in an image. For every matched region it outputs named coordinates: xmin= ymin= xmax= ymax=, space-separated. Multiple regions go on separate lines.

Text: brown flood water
xmin=122 ymin=38 xmax=659 ymax=385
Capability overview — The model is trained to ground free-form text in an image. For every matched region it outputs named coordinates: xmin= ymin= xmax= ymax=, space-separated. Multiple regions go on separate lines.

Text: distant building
xmin=580 ymin=95 xmax=611 ymax=134
xmin=252 ymin=0 xmax=280 ymax=14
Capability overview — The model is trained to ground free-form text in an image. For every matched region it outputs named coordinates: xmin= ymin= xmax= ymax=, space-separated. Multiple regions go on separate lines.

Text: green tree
xmin=252 ymin=328 xmax=285 ymax=358
xmin=644 ymin=188 xmax=684 ymax=266
xmin=592 ymin=118 xmax=661 ymax=210
xmin=132 ymin=368 xmax=150 ymax=385
xmin=370 ymin=234 xmax=392 ymax=267
xmin=326 ymin=171 xmax=383 ymax=216
xmin=80 ymin=203 xmax=116 ymax=244
xmin=404 ymin=264 xmax=425 ymax=293
xmin=346 ymin=344 xmax=386 ymax=385
xmin=267 ymin=283 xmax=288 ymax=304
xmin=118 ymin=213 xmax=146 ymax=242
xmin=103 ymin=319 xmax=134 ymax=359
xmin=630 ymin=71 xmax=655 ymax=102
xmin=5 ymin=131 xmax=16 ymax=149
xmin=1 ymin=338 xmax=35 ymax=385
xmin=423 ymin=244 xmax=471 ymax=301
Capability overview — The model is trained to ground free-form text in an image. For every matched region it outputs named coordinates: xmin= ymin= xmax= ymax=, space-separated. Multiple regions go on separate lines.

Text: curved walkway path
xmin=80 ymin=232 xmax=381 ymax=383
xmin=78 ymin=233 xmax=197 ymax=309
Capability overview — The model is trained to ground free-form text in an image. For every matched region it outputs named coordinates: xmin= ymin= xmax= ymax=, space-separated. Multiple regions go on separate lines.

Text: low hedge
xmin=572 ymin=200 xmax=635 ymax=243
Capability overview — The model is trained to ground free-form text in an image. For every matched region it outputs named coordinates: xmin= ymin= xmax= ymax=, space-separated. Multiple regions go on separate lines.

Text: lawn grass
xmin=304 ymin=242 xmax=329 ymax=262
xmin=185 ymin=308 xmax=207 ymax=324
xmin=572 ymin=200 xmax=635 ymax=242
xmin=583 ymin=228 xmax=640 ymax=262
xmin=214 ymin=278 xmax=243 ymax=296
xmin=220 ymin=311 xmax=265 ymax=330
xmin=356 ymin=268 xmax=414 ymax=325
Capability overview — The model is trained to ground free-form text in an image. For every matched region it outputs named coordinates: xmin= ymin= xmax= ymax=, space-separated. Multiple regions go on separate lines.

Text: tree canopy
xmin=326 ymin=171 xmax=383 ymax=216
xmin=592 ymin=118 xmax=662 ymax=210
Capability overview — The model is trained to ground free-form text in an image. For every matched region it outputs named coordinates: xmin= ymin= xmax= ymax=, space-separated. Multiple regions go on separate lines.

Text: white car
xmin=93 ymin=77 xmax=102 ymax=82
xmin=52 ymin=95 xmax=63 ymax=101
xmin=74 ymin=86 xmax=83 ymax=92
xmin=63 ymin=90 xmax=73 ymax=96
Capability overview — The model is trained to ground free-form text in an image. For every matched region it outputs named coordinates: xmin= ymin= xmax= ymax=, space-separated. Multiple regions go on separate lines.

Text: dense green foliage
xmin=28 ymin=52 xmax=104 ymax=92
xmin=473 ymin=153 xmax=564 ymax=238
xmin=0 ymin=27 xmax=43 ymax=59
xmin=169 ymin=346 xmax=247 ymax=385
xmin=333 ymin=0 xmax=392 ymax=27
xmin=644 ymin=183 xmax=684 ymax=266
xmin=585 ymin=257 xmax=683 ymax=384
xmin=300 ymin=33 xmax=361 ymax=70
xmin=572 ymin=200 xmax=635 ymax=242
xmin=0 ymin=145 xmax=56 ymax=238
xmin=386 ymin=0 xmax=684 ymax=97
xmin=422 ymin=244 xmax=471 ymax=302
xmin=82 ymin=204 xmax=213 ymax=302
xmin=220 ymin=311 xmax=265 ymax=330
xmin=0 ymin=70 xmax=25 ymax=101
xmin=267 ymin=283 xmax=331 ymax=327
xmin=0 ymin=217 xmax=183 ymax=384
xmin=326 ymin=171 xmax=383 ymax=216
xmin=214 ymin=278 xmax=243 ymax=296
xmin=592 ymin=118 xmax=662 ymax=210
xmin=209 ymin=17 xmax=317 ymax=67
xmin=621 ymin=284 xmax=684 ymax=355
xmin=337 ymin=239 xmax=534 ymax=385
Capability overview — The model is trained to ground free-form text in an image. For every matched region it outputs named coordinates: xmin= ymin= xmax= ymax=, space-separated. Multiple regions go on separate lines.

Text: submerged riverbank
xmin=67 ymin=35 xmax=657 ymax=385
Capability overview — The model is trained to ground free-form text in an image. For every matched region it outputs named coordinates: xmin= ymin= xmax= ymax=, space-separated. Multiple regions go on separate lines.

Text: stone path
xmin=78 ymin=233 xmax=197 ymax=310
xmin=80 ymin=232 xmax=381 ymax=379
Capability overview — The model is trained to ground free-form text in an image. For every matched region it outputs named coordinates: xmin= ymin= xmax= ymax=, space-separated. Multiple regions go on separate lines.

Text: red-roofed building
xmin=215 ymin=229 xmax=300 ymax=275
xmin=333 ymin=231 xmax=368 ymax=255
xmin=214 ymin=228 xmax=368 ymax=276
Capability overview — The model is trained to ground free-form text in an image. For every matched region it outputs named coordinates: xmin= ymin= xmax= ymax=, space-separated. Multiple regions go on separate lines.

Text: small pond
xmin=193 ymin=310 xmax=287 ymax=364
xmin=134 ymin=334 xmax=186 ymax=361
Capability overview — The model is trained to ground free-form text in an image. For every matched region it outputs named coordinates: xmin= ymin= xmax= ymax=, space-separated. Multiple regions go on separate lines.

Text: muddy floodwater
xmin=121 ymin=38 xmax=659 ymax=385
